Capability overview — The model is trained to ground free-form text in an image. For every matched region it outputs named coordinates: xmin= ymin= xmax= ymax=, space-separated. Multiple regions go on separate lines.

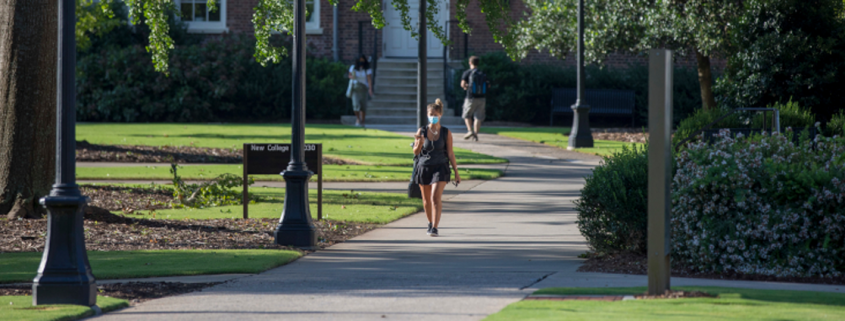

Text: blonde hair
xmin=427 ymin=98 xmax=444 ymax=115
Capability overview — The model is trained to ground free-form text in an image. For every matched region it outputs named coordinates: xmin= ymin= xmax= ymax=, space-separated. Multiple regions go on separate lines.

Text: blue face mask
xmin=428 ymin=116 xmax=439 ymax=124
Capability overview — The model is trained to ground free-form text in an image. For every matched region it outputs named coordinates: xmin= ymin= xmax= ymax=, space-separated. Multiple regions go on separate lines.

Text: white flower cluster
xmin=672 ymin=129 xmax=845 ymax=278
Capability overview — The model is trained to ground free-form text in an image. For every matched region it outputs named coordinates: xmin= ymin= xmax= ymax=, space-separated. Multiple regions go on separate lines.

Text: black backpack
xmin=469 ymin=69 xmax=488 ymax=98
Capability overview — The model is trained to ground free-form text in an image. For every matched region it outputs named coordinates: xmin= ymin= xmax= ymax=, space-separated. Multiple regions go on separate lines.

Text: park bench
xmin=549 ymin=88 xmax=636 ymax=126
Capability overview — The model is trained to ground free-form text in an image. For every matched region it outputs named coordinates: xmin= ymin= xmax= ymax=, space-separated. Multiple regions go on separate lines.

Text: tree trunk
xmin=0 ymin=0 xmax=57 ymax=219
xmin=695 ymin=49 xmax=717 ymax=111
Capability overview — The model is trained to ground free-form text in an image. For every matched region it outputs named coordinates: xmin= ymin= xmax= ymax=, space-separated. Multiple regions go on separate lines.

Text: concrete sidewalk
xmin=94 ymin=131 xmax=600 ymax=321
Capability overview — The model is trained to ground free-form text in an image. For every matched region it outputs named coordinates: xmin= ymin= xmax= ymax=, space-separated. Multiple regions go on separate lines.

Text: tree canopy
xmin=508 ymin=0 xmax=744 ymax=110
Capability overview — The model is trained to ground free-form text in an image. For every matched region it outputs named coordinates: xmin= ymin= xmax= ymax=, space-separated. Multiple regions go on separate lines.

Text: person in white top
xmin=348 ymin=55 xmax=373 ymax=127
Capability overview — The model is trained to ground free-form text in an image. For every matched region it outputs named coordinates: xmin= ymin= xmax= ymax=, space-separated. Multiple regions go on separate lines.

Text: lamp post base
xmin=275 ymin=169 xmax=317 ymax=249
xmin=33 ymin=192 xmax=96 ymax=306
xmin=568 ymin=104 xmax=594 ymax=149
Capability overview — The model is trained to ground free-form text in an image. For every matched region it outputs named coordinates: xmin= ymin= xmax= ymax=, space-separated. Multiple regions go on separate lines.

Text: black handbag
xmin=408 ymin=155 xmax=422 ymax=199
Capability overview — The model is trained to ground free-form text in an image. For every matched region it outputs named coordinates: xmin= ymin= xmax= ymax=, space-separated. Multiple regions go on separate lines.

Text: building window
xmin=280 ymin=0 xmax=322 ymax=34
xmin=304 ymin=0 xmax=321 ymax=33
xmin=177 ymin=0 xmax=228 ymax=33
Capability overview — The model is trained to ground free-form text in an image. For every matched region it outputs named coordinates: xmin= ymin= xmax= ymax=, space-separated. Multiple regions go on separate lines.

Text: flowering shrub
xmin=672 ymin=128 xmax=845 ymax=277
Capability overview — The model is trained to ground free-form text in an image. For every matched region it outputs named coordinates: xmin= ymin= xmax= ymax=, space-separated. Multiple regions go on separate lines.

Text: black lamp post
xmin=416 ymin=0 xmax=428 ymax=129
xmin=33 ymin=0 xmax=97 ymax=306
xmin=567 ymin=0 xmax=594 ymax=149
xmin=275 ymin=0 xmax=317 ymax=248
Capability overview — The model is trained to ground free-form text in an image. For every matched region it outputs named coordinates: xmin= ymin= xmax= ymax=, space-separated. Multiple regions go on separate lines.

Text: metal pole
xmin=275 ymin=0 xmax=317 ymax=248
xmin=567 ymin=0 xmax=593 ymax=149
xmin=33 ymin=0 xmax=97 ymax=306
xmin=647 ymin=48 xmax=673 ymax=295
xmin=332 ymin=4 xmax=339 ymax=62
xmin=417 ymin=0 xmax=428 ymax=129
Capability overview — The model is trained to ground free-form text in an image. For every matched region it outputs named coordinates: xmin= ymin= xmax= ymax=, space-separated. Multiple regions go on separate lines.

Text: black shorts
xmin=414 ymin=163 xmax=451 ymax=185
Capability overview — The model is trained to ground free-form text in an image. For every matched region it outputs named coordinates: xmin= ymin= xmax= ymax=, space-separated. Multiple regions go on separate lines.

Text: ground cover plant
xmin=479 ymin=127 xmax=643 ymax=156
xmin=0 ymin=295 xmax=127 ymax=321
xmin=0 ymin=249 xmax=300 ymax=284
xmin=76 ymin=123 xmax=507 ymax=165
xmin=484 ymin=286 xmax=845 ymax=321
xmin=75 ymin=164 xmax=502 ymax=182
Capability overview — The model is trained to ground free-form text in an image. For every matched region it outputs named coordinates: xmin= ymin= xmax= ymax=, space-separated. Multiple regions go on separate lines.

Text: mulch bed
xmin=589 ymin=128 xmax=648 ymax=144
xmin=0 ymin=282 xmax=221 ymax=304
xmin=76 ymin=141 xmax=358 ymax=165
xmin=80 ymin=185 xmax=173 ymax=214
xmin=578 ymin=251 xmax=845 ymax=286
xmin=1 ymin=185 xmax=378 ymax=253
xmin=1 ymin=208 xmax=377 ymax=253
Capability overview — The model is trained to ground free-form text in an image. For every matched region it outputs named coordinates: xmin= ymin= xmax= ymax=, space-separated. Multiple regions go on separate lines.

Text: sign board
xmin=244 ymin=143 xmax=321 ymax=175
xmin=242 ymin=143 xmax=323 ymax=220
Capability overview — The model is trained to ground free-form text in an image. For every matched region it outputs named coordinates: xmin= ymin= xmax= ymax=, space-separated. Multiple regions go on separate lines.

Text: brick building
xmin=177 ymin=0 xmax=719 ymax=124
xmin=177 ymin=0 xmax=718 ymax=68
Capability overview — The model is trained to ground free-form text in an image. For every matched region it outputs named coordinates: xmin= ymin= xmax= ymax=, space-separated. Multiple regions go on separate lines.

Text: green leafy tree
xmin=93 ymin=0 xmax=514 ymax=73
xmin=507 ymin=0 xmax=744 ymax=111
xmin=715 ymin=0 xmax=845 ymax=122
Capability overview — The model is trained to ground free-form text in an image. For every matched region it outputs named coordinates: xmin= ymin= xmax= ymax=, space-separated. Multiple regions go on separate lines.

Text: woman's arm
xmin=367 ymin=74 xmax=374 ymax=95
xmin=447 ymin=130 xmax=461 ymax=183
xmin=413 ymin=128 xmax=424 ymax=156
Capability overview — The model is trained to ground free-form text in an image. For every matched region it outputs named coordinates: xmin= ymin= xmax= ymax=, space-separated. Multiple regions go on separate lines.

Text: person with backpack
xmin=412 ymin=99 xmax=461 ymax=237
xmin=460 ymin=56 xmax=487 ymax=141
xmin=348 ymin=55 xmax=373 ymax=127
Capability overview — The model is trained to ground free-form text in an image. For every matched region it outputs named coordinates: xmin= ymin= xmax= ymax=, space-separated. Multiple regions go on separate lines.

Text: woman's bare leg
xmin=420 ymin=184 xmax=434 ymax=224
xmin=432 ymin=182 xmax=448 ymax=228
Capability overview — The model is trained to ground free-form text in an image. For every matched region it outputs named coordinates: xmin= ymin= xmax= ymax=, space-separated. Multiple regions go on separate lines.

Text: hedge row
xmin=77 ymin=34 xmax=348 ymax=122
xmin=452 ymin=52 xmax=705 ymax=126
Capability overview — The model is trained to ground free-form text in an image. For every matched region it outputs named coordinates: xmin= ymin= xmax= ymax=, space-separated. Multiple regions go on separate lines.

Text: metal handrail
xmin=674 ymin=108 xmax=780 ymax=151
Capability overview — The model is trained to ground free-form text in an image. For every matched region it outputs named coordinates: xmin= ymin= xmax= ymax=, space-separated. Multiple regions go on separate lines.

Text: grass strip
xmin=484 ymin=286 xmax=845 ymax=321
xmin=77 ymin=123 xmax=507 ymax=165
xmin=76 ymin=164 xmax=502 ymax=182
xmin=0 ymin=296 xmax=127 ymax=321
xmin=0 ymin=249 xmax=301 ymax=284
xmin=480 ymin=127 xmax=642 ymax=157
xmin=145 ymin=186 xmax=423 ymax=222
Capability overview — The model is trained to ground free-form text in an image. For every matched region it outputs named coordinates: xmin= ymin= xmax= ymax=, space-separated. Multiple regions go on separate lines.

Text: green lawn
xmin=484 ymin=286 xmax=845 ymax=321
xmin=77 ymin=123 xmax=507 ymax=165
xmin=480 ymin=127 xmax=642 ymax=157
xmin=0 ymin=249 xmax=301 ymax=284
xmin=0 ymin=295 xmax=127 ymax=321
xmin=149 ymin=186 xmax=423 ymax=223
xmin=76 ymin=164 xmax=502 ymax=182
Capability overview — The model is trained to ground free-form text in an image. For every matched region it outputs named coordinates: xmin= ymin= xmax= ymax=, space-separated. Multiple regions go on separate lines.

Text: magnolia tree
xmin=506 ymin=0 xmax=744 ymax=111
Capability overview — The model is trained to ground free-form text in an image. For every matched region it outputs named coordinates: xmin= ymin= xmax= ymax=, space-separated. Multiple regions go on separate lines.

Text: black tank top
xmin=418 ymin=126 xmax=450 ymax=166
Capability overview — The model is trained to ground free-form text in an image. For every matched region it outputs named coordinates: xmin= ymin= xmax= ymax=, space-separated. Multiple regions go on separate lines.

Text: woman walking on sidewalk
xmin=413 ymin=99 xmax=461 ymax=237
xmin=348 ymin=55 xmax=373 ymax=127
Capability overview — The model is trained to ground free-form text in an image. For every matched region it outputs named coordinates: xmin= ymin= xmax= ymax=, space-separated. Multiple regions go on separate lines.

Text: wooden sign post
xmin=242 ymin=143 xmax=322 ymax=220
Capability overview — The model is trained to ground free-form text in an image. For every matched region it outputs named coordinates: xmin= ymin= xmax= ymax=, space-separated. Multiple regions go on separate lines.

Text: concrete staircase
xmin=341 ymin=58 xmax=464 ymax=126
